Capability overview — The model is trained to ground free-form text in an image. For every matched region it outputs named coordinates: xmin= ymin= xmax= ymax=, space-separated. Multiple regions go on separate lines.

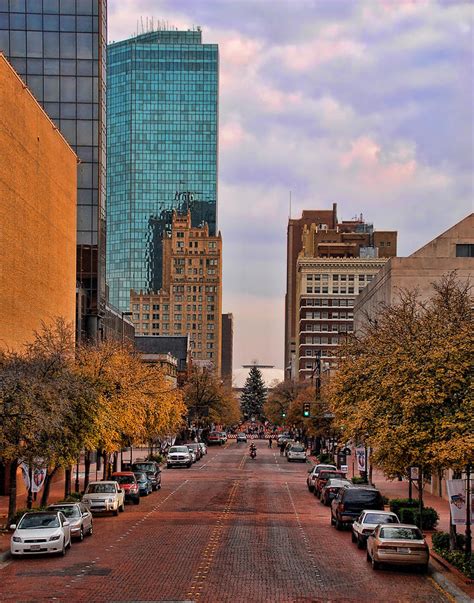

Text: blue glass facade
xmin=0 ymin=0 xmax=107 ymax=331
xmin=107 ymin=29 xmax=218 ymax=311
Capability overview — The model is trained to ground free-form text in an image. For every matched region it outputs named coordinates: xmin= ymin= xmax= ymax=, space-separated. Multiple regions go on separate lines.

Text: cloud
xmin=108 ymin=0 xmax=473 ymax=370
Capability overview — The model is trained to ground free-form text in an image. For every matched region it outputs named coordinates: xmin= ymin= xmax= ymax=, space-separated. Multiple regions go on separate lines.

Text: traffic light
xmin=303 ymin=402 xmax=310 ymax=418
xmin=281 ymin=411 xmax=286 ymax=418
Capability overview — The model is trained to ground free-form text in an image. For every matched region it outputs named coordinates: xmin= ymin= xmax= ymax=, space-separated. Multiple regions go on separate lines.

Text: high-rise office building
xmin=0 ymin=0 xmax=107 ymax=340
xmin=107 ymin=28 xmax=219 ymax=311
xmin=221 ymin=313 xmax=233 ymax=385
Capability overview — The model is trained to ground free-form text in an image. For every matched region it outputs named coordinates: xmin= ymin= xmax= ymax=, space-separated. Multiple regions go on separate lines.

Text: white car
xmin=352 ymin=510 xmax=400 ymax=548
xmin=306 ymin=464 xmax=337 ymax=491
xmin=287 ymin=444 xmax=307 ymax=462
xmin=82 ymin=481 xmax=125 ymax=515
xmin=167 ymin=446 xmax=193 ymax=468
xmin=236 ymin=433 xmax=247 ymax=443
xmin=198 ymin=442 xmax=207 ymax=455
xmin=10 ymin=511 xmax=71 ymax=557
xmin=48 ymin=503 xmax=93 ymax=541
xmin=187 ymin=446 xmax=197 ymax=463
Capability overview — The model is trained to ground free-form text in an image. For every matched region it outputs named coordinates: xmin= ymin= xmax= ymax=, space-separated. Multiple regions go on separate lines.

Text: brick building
xmin=221 ymin=313 xmax=234 ymax=385
xmin=131 ymin=211 xmax=222 ymax=375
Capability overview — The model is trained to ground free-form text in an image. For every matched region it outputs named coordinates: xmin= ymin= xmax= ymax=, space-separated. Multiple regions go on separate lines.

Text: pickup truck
xmin=82 ymin=481 xmax=125 ymax=516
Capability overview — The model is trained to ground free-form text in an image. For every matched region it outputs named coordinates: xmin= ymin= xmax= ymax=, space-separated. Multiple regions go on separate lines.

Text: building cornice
xmin=297 ymin=257 xmax=389 ymax=271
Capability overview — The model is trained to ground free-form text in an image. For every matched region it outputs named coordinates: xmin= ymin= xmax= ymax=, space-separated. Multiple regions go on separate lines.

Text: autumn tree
xmin=184 ymin=366 xmax=239 ymax=426
xmin=328 ymin=273 xmax=474 ymax=482
xmin=240 ymin=365 xmax=267 ymax=420
xmin=265 ymin=380 xmax=306 ymax=424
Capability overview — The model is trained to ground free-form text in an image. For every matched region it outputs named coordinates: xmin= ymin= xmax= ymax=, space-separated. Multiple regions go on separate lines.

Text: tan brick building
xmin=131 ymin=211 xmax=222 ymax=375
xmin=0 ymin=54 xmax=77 ymax=351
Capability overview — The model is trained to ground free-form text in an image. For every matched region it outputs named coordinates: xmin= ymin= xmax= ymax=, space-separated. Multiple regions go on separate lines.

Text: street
xmin=0 ymin=443 xmax=449 ymax=603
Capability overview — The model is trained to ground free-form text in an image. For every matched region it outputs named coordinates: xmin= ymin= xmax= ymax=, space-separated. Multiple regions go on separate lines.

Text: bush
xmin=399 ymin=506 xmax=439 ymax=530
xmin=351 ymin=476 xmax=368 ymax=484
xmin=389 ymin=498 xmax=420 ymax=514
xmin=11 ymin=507 xmax=47 ymax=526
xmin=382 ymin=496 xmax=390 ymax=507
xmin=146 ymin=453 xmax=164 ymax=464
xmin=399 ymin=507 xmax=416 ymax=524
xmin=61 ymin=492 xmax=82 ymax=502
xmin=432 ymin=531 xmax=466 ymax=552
xmin=436 ymin=550 xmax=474 ymax=579
xmin=317 ymin=453 xmax=334 ymax=464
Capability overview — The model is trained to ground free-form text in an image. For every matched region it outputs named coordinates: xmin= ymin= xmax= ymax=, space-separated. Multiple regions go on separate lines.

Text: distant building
xmin=221 ymin=313 xmax=234 ymax=385
xmin=286 ymin=205 xmax=397 ymax=380
xmin=0 ymin=54 xmax=77 ymax=351
xmin=131 ymin=210 xmax=223 ymax=376
xmin=107 ymin=28 xmax=219 ymax=310
xmin=354 ymin=214 xmax=474 ymax=332
xmin=135 ymin=335 xmax=191 ymax=386
xmin=0 ymin=2 xmax=108 ymax=341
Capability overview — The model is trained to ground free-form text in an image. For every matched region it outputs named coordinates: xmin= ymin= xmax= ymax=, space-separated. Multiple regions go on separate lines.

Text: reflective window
xmin=44 ymin=59 xmax=59 ymax=74
xmin=43 ymin=14 xmax=59 ymax=30
xmin=27 ymin=58 xmax=43 ymax=74
xmin=43 ymin=32 xmax=59 ymax=58
xmin=26 ymin=0 xmax=42 ymax=12
xmin=10 ymin=13 xmax=25 ymax=28
xmin=0 ymin=30 xmax=10 ymax=53
xmin=77 ymin=16 xmax=93 ymax=32
xmin=26 ymin=13 xmax=42 ymax=29
xmin=10 ymin=0 xmax=26 ymax=12
xmin=77 ymin=32 xmax=92 ymax=59
xmin=77 ymin=59 xmax=92 ymax=75
xmin=10 ymin=30 xmax=26 ymax=55
xmin=60 ymin=32 xmax=75 ymax=58
xmin=43 ymin=0 xmax=59 ymax=14
xmin=60 ymin=59 xmax=75 ymax=75
xmin=59 ymin=119 xmax=76 ymax=145
xmin=60 ymin=15 xmax=75 ymax=31
xmin=27 ymin=31 xmax=43 ymax=57
xmin=77 ymin=77 xmax=92 ymax=102
xmin=26 ymin=74 xmax=43 ymax=100
xmin=77 ymin=0 xmax=93 ymax=15
xmin=44 ymin=76 xmax=59 ymax=101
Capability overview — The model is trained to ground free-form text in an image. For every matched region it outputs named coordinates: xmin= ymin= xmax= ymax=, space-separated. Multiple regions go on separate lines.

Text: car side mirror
xmin=118 ymin=489 xmax=123 ymax=494
xmin=82 ymin=512 xmax=88 ymax=517
xmin=9 ymin=524 xmax=16 ymax=530
xmin=63 ymin=521 xmax=70 ymax=527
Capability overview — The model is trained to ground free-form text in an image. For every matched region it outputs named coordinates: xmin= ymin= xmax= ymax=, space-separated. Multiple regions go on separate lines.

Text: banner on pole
xmin=446 ymin=479 xmax=473 ymax=526
xmin=20 ymin=463 xmax=47 ymax=493
xmin=355 ymin=447 xmax=366 ymax=472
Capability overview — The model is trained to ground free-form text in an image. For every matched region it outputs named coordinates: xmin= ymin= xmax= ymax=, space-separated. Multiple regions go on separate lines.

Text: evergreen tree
xmin=240 ymin=365 xmax=267 ymax=420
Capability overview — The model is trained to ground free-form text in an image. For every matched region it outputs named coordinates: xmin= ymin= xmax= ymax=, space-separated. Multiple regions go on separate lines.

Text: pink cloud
xmin=220 ymin=121 xmax=247 ymax=150
xmin=278 ymin=38 xmax=366 ymax=72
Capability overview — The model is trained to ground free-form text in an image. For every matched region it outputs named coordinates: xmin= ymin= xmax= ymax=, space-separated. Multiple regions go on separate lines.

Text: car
xmin=47 ymin=503 xmax=93 ymax=541
xmin=10 ymin=511 xmax=71 ymax=557
xmin=187 ymin=442 xmax=202 ymax=460
xmin=352 ymin=510 xmax=399 ymax=548
xmin=287 ymin=444 xmax=307 ymax=462
xmin=187 ymin=446 xmax=197 ymax=463
xmin=306 ymin=464 xmax=337 ymax=492
xmin=331 ymin=486 xmax=384 ymax=530
xmin=320 ymin=478 xmax=352 ymax=505
xmin=277 ymin=433 xmax=291 ymax=445
xmin=367 ymin=524 xmax=429 ymax=572
xmin=236 ymin=433 xmax=247 ymax=443
xmin=167 ymin=445 xmax=193 ymax=468
xmin=82 ymin=480 xmax=125 ymax=515
xmin=284 ymin=440 xmax=296 ymax=456
xmin=219 ymin=431 xmax=228 ymax=443
xmin=198 ymin=442 xmax=208 ymax=456
xmin=112 ymin=472 xmax=140 ymax=505
xmin=131 ymin=461 xmax=161 ymax=491
xmin=208 ymin=432 xmax=223 ymax=445
xmin=133 ymin=471 xmax=153 ymax=496
xmin=314 ymin=470 xmax=347 ymax=498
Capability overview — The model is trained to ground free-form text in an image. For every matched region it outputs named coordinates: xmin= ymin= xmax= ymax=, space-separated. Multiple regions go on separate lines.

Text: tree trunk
xmin=64 ymin=467 xmax=72 ymax=499
xmin=449 ymin=521 xmax=458 ymax=551
xmin=84 ymin=451 xmax=91 ymax=491
xmin=7 ymin=459 xmax=18 ymax=525
xmin=40 ymin=466 xmax=58 ymax=507
xmin=102 ymin=451 xmax=108 ymax=480
xmin=112 ymin=452 xmax=118 ymax=474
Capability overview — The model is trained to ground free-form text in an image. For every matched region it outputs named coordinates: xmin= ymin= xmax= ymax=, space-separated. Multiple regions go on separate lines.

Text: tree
xmin=184 ymin=366 xmax=239 ymax=426
xmin=327 ymin=273 xmax=474 ymax=481
xmin=240 ymin=365 xmax=267 ymax=420
xmin=265 ymin=380 xmax=306 ymax=424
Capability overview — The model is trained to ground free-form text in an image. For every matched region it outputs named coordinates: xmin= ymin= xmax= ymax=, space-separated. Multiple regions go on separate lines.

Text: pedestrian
xmin=268 ymin=437 xmax=273 ymax=448
xmin=279 ymin=441 xmax=285 ymax=456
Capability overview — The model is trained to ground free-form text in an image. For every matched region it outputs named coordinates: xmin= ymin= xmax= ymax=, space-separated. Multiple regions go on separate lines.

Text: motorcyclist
xmin=249 ymin=442 xmax=257 ymax=457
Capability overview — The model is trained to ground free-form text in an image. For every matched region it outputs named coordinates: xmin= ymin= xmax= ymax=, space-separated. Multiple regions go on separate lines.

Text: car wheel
xmin=157 ymin=482 xmax=161 ymax=490
xmin=133 ymin=497 xmax=140 ymax=505
xmin=371 ymin=557 xmax=380 ymax=570
xmin=60 ymin=542 xmax=66 ymax=557
xmin=351 ymin=530 xmax=357 ymax=543
xmin=330 ymin=513 xmax=335 ymax=526
xmin=66 ymin=536 xmax=71 ymax=549
xmin=335 ymin=517 xmax=342 ymax=531
xmin=357 ymin=536 xmax=365 ymax=549
xmin=366 ymin=549 xmax=371 ymax=562
xmin=113 ymin=508 xmax=119 ymax=516
xmin=419 ymin=564 xmax=429 ymax=574
xmin=167 ymin=463 xmax=171 ymax=469
xmin=79 ymin=527 xmax=84 ymax=542
xmin=88 ymin=523 xmax=93 ymax=536
xmin=119 ymin=503 xmax=125 ymax=512
xmin=187 ymin=462 xmax=192 ymax=468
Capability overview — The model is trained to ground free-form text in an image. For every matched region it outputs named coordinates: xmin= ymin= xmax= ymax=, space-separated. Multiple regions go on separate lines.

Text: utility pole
xmin=466 ymin=464 xmax=472 ymax=561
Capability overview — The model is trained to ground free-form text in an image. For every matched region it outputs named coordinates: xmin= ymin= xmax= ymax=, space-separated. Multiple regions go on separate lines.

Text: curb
xmin=430 ymin=550 xmax=474 ymax=585
xmin=0 ymin=549 xmax=10 ymax=562
xmin=429 ymin=565 xmax=473 ymax=603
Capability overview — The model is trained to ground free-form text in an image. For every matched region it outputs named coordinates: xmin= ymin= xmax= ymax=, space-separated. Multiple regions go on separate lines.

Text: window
xmin=306 ymin=287 xmax=313 ymax=294
xmin=132 ymin=304 xmax=139 ymax=310
xmin=142 ymin=314 xmax=149 ymax=320
xmin=456 ymin=244 xmax=474 ymax=257
xmin=153 ymin=304 xmax=160 ymax=310
xmin=386 ymin=241 xmax=391 ymax=247
xmin=143 ymin=304 xmax=150 ymax=311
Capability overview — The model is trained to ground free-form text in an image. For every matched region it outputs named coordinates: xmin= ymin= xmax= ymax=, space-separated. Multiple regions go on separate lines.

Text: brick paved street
xmin=0 ymin=443 xmax=450 ymax=603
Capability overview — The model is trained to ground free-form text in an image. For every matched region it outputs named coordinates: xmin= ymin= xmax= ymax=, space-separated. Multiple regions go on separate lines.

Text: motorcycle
xmin=249 ymin=447 xmax=257 ymax=459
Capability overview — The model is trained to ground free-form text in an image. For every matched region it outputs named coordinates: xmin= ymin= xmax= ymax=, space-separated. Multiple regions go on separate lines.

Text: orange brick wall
xmin=0 ymin=55 xmax=77 ymax=351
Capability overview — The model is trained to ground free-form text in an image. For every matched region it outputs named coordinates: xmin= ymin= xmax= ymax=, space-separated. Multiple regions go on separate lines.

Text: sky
xmin=108 ymin=0 xmax=473 ymax=370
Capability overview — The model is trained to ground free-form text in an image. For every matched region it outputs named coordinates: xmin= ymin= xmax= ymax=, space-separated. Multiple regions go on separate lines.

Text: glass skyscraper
xmin=0 ymin=0 xmax=107 ymax=337
xmin=107 ymin=29 xmax=218 ymax=311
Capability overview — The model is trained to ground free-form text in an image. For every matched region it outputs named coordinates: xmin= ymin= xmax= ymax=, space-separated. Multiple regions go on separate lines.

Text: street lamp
xmin=121 ymin=311 xmax=133 ymax=344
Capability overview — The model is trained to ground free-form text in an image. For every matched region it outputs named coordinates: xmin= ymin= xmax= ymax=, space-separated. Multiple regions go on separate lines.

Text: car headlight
xmin=12 ymin=536 xmax=21 ymax=543
xmin=107 ymin=497 xmax=114 ymax=503
xmin=49 ymin=535 xmax=61 ymax=541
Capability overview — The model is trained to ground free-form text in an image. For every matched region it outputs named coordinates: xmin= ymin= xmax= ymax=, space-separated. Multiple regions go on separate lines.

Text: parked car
xmin=284 ymin=440 xmax=296 ymax=456
xmin=236 ymin=433 xmax=248 ymax=443
xmin=306 ymin=464 xmax=337 ymax=492
xmin=287 ymin=444 xmax=307 ymax=462
xmin=367 ymin=524 xmax=429 ymax=571
xmin=187 ymin=443 xmax=202 ymax=461
xmin=131 ymin=461 xmax=161 ymax=491
xmin=112 ymin=472 xmax=140 ymax=505
xmin=198 ymin=442 xmax=208 ymax=455
xmin=277 ymin=433 xmax=291 ymax=445
xmin=47 ymin=503 xmax=93 ymax=540
xmin=82 ymin=481 xmax=125 ymax=516
xmin=219 ymin=432 xmax=228 ymax=444
xmin=208 ymin=432 xmax=223 ymax=445
xmin=320 ymin=478 xmax=352 ymax=506
xmin=10 ymin=511 xmax=71 ymax=557
xmin=133 ymin=471 xmax=153 ymax=496
xmin=331 ymin=486 xmax=384 ymax=530
xmin=314 ymin=470 xmax=347 ymax=498
xmin=187 ymin=446 xmax=197 ymax=463
xmin=352 ymin=510 xmax=399 ymax=548
xmin=167 ymin=445 xmax=193 ymax=468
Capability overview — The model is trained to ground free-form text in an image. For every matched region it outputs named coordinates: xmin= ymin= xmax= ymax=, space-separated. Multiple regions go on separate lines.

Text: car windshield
xmin=133 ymin=463 xmax=154 ymax=471
xmin=326 ymin=479 xmax=349 ymax=487
xmin=48 ymin=506 xmax=80 ymax=518
xmin=344 ymin=489 xmax=381 ymax=502
xmin=86 ymin=483 xmax=116 ymax=494
xmin=291 ymin=446 xmax=305 ymax=452
xmin=113 ymin=475 xmax=135 ymax=484
xmin=364 ymin=513 xmax=398 ymax=524
xmin=188 ymin=444 xmax=199 ymax=449
xmin=380 ymin=527 xmax=423 ymax=540
xmin=170 ymin=447 xmax=189 ymax=453
xmin=319 ymin=472 xmax=343 ymax=480
xmin=314 ymin=465 xmax=336 ymax=474
xmin=19 ymin=514 xmax=60 ymax=529
xmin=134 ymin=472 xmax=147 ymax=482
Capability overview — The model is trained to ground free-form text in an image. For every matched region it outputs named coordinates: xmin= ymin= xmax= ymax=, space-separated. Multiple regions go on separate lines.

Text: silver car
xmin=48 ymin=503 xmax=93 ymax=541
